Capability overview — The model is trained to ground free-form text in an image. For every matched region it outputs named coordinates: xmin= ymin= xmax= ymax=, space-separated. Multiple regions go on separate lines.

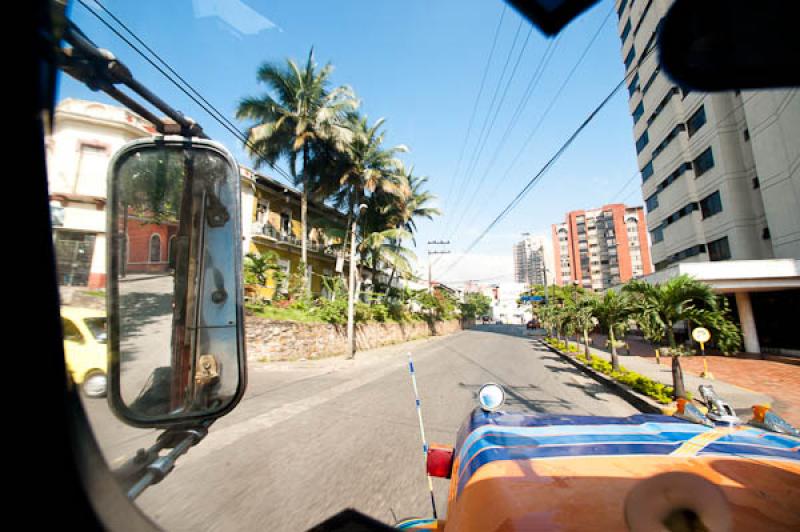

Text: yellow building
xmin=240 ymin=166 xmax=346 ymax=300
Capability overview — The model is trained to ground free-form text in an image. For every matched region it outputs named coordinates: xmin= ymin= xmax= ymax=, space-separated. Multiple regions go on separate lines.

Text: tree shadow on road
xmin=457 ymin=382 xmax=574 ymax=413
xmin=564 ymin=381 xmax=615 ymax=403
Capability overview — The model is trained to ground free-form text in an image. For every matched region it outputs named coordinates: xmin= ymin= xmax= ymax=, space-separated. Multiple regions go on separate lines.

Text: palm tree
xmin=332 ymin=114 xmax=407 ymax=357
xmin=595 ymin=290 xmax=632 ymax=372
xmin=623 ymin=275 xmax=740 ymax=399
xmin=236 ymin=48 xmax=357 ymax=290
xmin=379 ymin=163 xmax=440 ymax=296
xmin=570 ymin=292 xmax=598 ymax=357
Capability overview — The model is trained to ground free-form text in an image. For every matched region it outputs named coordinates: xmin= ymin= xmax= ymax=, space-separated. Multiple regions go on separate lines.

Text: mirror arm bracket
xmin=113 ymin=423 xmax=212 ymax=500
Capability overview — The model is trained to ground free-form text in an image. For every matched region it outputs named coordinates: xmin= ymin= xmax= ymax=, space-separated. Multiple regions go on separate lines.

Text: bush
xmin=354 ymin=302 xmax=372 ymax=323
xmin=569 ymin=347 xmax=674 ymax=404
xmin=371 ymin=303 xmax=389 ymax=322
xmin=316 ymin=297 xmax=348 ymax=325
xmin=388 ymin=302 xmax=412 ymax=322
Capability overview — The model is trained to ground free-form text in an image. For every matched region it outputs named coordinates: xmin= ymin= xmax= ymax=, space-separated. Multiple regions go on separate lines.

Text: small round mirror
xmin=477 ymin=383 xmax=505 ymax=412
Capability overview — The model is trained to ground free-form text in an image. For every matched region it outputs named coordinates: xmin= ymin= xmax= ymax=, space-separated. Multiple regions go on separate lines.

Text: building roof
xmin=239 ymin=166 xmax=346 ymax=221
xmin=619 ymin=259 xmax=800 ymax=293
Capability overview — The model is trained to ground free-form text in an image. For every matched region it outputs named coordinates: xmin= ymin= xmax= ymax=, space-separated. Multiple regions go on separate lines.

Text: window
xmin=645 ymin=194 xmax=659 ymax=212
xmin=149 ymin=234 xmax=161 ymax=263
xmin=636 ymin=131 xmax=649 ymax=154
xmin=763 ymin=227 xmax=771 ymax=240
xmin=624 ymin=46 xmax=636 ymax=71
xmin=744 ymin=129 xmax=750 ymax=141
xmin=642 ymin=67 xmax=660 ymax=95
xmin=84 ymin=317 xmax=107 ymax=343
xmin=753 ymin=176 xmax=760 ymax=189
xmin=651 ymin=225 xmax=664 ymax=243
xmin=628 ymin=73 xmax=640 ymax=96
xmin=654 ymin=162 xmax=692 ymax=194
xmin=280 ymin=212 xmax=291 ymax=234
xmin=75 ymin=144 xmax=108 ymax=196
xmin=621 ymin=19 xmax=632 ymax=42
xmin=632 ymin=101 xmax=645 ymax=124
xmin=700 ymin=191 xmax=723 ymax=219
xmin=707 ymin=237 xmax=731 ymax=261
xmin=687 ymin=105 xmax=707 ymax=137
xmin=641 ymin=161 xmax=654 ymax=182
xmin=168 ymin=235 xmax=176 ymax=268
xmin=693 ymin=147 xmax=715 ymax=176
xmin=652 ymin=124 xmax=685 ymax=159
xmin=617 ymin=0 xmax=628 ymax=18
xmin=61 ymin=318 xmax=84 ymax=343
xmin=633 ymin=0 xmax=654 ymax=36
xmin=647 ymin=87 xmax=679 ymax=126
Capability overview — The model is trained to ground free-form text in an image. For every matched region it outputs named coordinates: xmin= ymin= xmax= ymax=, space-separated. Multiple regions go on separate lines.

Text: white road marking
xmin=180 ymin=342 xmax=448 ymax=465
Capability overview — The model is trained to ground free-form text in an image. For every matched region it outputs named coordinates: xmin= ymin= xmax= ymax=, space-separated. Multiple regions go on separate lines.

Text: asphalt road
xmin=83 ymin=324 xmax=638 ymax=531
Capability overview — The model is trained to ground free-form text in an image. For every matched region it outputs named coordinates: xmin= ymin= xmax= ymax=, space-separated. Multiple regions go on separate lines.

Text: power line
xmin=447 ymin=16 xmax=527 ymax=220
xmin=456 ymin=25 xmax=534 ymax=200
xmin=450 ymin=6 xmax=614 ymax=243
xmin=77 ymin=0 xmax=296 ymax=186
xmin=444 ymin=35 xmax=560 ymax=241
xmin=439 ymin=42 xmax=659 ymax=279
xmin=442 ymin=5 xmax=507 ymax=216
xmin=605 ymin=169 xmax=640 ymax=205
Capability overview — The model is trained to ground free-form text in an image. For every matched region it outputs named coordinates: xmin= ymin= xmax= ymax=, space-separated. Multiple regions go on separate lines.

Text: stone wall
xmin=245 ymin=316 xmax=468 ymax=361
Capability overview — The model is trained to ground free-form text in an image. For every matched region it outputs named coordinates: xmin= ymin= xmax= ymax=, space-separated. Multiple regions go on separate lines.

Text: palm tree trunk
xmin=609 ymin=326 xmax=620 ymax=372
xmin=666 ymin=322 xmax=687 ymax=399
xmin=583 ymin=329 xmax=590 ymax=357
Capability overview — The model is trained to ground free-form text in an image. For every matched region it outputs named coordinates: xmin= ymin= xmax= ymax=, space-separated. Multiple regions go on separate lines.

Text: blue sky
xmin=60 ymin=0 xmax=642 ymax=284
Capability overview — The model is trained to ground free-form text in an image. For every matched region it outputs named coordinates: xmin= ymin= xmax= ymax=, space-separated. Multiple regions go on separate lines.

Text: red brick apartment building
xmin=552 ymin=204 xmax=653 ymax=290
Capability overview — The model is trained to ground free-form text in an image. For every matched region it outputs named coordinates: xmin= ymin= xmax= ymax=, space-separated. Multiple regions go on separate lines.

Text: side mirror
xmin=659 ymin=0 xmax=800 ymax=91
xmin=107 ymin=137 xmax=246 ymax=428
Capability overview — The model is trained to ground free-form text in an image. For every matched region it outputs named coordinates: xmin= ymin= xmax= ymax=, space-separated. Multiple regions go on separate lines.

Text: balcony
xmin=251 ymin=222 xmax=338 ymax=257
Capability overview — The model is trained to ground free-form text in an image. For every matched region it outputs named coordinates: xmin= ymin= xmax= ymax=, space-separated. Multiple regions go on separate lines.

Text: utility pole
xmin=427 ymin=240 xmax=450 ymax=294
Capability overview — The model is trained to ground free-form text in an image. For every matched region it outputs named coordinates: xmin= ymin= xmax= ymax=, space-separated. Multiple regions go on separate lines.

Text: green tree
xmin=237 ymin=48 xmax=357 ymax=291
xmin=624 ymin=275 xmax=741 ymax=398
xmin=594 ymin=290 xmax=632 ymax=371
xmin=460 ymin=292 xmax=492 ymax=320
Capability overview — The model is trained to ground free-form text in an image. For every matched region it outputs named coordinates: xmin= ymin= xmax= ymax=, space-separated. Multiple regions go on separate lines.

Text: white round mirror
xmin=477 ymin=383 xmax=505 ymax=412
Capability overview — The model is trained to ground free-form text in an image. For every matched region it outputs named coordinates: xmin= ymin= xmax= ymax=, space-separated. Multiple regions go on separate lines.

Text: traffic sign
xmin=692 ymin=327 xmax=711 ymax=344
xmin=521 ymin=295 xmax=544 ymax=302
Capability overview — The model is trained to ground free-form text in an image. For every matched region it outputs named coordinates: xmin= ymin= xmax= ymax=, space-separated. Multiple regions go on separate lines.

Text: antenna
xmin=407 ymin=353 xmax=438 ymax=519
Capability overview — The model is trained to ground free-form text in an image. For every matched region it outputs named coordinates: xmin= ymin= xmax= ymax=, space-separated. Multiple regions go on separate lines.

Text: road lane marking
xmin=179 ymin=342 xmax=449 ymax=465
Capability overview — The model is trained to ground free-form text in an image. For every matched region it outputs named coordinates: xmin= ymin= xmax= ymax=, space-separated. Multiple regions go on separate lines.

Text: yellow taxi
xmin=61 ymin=306 xmax=107 ymax=398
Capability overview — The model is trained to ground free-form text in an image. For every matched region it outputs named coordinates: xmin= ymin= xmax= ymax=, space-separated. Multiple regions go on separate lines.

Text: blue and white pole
xmin=408 ymin=353 xmax=438 ymax=520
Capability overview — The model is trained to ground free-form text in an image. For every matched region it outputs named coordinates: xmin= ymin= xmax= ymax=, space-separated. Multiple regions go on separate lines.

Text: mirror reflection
xmin=111 ymin=142 xmax=243 ymax=423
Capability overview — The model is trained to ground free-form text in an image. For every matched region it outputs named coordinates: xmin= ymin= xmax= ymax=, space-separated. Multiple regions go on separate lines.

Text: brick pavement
xmin=591 ymin=333 xmax=800 ymax=427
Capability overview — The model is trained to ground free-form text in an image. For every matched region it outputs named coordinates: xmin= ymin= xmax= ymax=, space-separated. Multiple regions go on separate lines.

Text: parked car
xmin=61 ymin=306 xmax=108 ymax=398
xmin=526 ymin=320 xmax=538 ymax=330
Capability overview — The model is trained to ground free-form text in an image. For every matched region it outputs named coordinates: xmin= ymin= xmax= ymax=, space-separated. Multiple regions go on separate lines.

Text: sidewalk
xmin=588 ymin=333 xmax=800 ymax=426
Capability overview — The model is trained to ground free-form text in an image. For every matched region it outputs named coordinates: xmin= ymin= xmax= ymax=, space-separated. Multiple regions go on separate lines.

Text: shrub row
xmin=545 ymin=337 xmax=674 ymax=404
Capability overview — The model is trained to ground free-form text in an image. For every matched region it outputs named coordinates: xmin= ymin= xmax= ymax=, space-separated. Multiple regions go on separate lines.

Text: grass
xmin=82 ymin=290 xmax=105 ymax=298
xmin=246 ymin=304 xmax=325 ymax=324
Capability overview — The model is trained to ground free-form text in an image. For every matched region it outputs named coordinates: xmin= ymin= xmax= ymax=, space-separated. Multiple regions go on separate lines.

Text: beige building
xmin=47 ymin=99 xmax=154 ymax=288
xmin=513 ymin=234 xmax=554 ymax=286
xmin=616 ymin=0 xmax=800 ymax=270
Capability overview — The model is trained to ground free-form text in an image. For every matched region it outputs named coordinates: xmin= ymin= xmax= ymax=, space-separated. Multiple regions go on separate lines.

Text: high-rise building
xmin=552 ymin=204 xmax=652 ymax=290
xmin=615 ymin=0 xmax=800 ymax=270
xmin=513 ymin=235 xmax=552 ymax=286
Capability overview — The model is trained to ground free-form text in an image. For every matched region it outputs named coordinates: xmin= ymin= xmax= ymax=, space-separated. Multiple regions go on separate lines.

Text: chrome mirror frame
xmin=106 ymin=136 xmax=247 ymax=429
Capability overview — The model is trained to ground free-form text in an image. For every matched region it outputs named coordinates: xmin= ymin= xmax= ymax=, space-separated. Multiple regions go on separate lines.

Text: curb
xmin=539 ymin=340 xmax=672 ymax=415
